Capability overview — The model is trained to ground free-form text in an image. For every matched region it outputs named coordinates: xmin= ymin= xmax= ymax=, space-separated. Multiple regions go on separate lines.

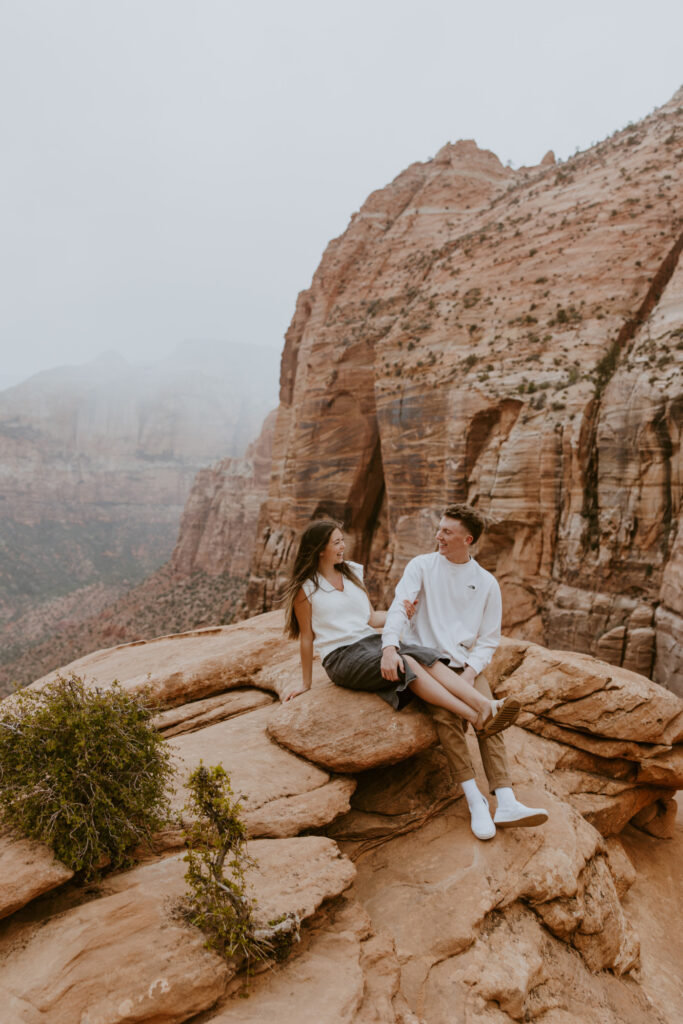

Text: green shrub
xmin=0 ymin=674 xmax=173 ymax=878
xmin=181 ymin=763 xmax=299 ymax=963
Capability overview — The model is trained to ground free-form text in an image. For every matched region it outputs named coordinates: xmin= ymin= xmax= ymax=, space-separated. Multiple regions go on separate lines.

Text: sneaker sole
xmin=495 ymin=812 xmax=548 ymax=828
xmin=478 ymin=698 xmax=522 ymax=738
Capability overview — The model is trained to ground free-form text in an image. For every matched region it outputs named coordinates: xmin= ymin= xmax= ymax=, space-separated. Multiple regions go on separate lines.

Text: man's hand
xmin=282 ymin=685 xmax=309 ymax=702
xmin=381 ymin=646 xmax=404 ymax=681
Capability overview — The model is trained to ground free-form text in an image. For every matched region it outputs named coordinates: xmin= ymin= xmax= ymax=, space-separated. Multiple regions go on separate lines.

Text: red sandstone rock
xmin=0 ymin=836 xmax=73 ymax=921
xmin=267 ymin=682 xmax=439 ymax=772
xmin=0 ymin=838 xmax=354 ymax=1024
xmin=171 ymin=410 xmax=276 ymax=579
xmin=4 ymin=612 xmax=683 ymax=1021
xmin=242 ymin=87 xmax=683 ymax=699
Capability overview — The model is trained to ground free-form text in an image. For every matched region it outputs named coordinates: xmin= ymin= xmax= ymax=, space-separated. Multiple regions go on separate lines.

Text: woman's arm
xmin=368 ymin=608 xmax=386 ymax=628
xmin=283 ymin=589 xmax=314 ymax=701
xmin=369 ymin=599 xmax=417 ymax=629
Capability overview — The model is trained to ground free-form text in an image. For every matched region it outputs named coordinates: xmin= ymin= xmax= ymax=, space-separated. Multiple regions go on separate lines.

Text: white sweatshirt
xmin=381 ymin=552 xmax=502 ymax=675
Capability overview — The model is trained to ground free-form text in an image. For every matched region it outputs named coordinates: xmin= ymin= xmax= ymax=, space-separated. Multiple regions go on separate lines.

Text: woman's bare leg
xmin=403 ymin=656 xmax=492 ymax=718
xmin=403 ymin=656 xmax=479 ymax=723
xmin=421 ymin=659 xmax=492 ymax=717
xmin=407 ymin=674 xmax=478 ymax=720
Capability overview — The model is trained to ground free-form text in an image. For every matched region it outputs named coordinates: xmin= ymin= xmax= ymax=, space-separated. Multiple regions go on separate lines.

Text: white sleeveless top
xmin=302 ymin=561 xmax=376 ymax=661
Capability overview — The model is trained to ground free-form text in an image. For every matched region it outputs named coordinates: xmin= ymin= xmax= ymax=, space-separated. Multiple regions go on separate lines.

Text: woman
xmin=282 ymin=520 xmax=520 ymax=735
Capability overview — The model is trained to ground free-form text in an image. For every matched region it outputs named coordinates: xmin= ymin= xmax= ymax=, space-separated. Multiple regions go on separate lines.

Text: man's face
xmin=436 ymin=516 xmax=473 ymax=563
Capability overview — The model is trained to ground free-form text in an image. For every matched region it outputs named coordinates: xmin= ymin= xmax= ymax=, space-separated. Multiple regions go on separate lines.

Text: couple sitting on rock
xmin=283 ymin=503 xmax=548 ymax=841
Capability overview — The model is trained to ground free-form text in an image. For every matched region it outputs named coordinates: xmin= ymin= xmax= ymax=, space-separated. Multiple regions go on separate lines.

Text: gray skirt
xmin=322 ymin=633 xmax=449 ymax=710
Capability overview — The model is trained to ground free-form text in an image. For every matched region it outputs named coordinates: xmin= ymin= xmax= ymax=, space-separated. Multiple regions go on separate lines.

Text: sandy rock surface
xmin=488 ymin=638 xmax=683 ymax=836
xmin=268 ymin=681 xmax=438 ymax=771
xmin=153 ymin=687 xmax=274 ymax=736
xmin=620 ymin=797 xmax=683 ymax=1022
xmin=3 ymin=610 xmax=683 ymax=1022
xmin=0 ymin=837 xmax=73 ymax=921
xmin=0 ymin=838 xmax=355 ymax=1024
xmin=0 ymin=854 xmax=232 ymax=1024
xmin=490 ymin=639 xmax=683 ymax=744
xmin=169 ymin=703 xmax=356 ymax=838
xmin=32 ymin=610 xmax=288 ymax=704
xmin=208 ymin=900 xmax=418 ymax=1024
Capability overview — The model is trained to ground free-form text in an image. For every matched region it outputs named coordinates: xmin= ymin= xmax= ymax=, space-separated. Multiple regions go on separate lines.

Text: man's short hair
xmin=441 ymin=503 xmax=487 ymax=543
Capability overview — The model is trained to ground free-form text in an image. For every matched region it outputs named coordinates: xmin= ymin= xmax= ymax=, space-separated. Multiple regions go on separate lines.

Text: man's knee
xmin=427 ymin=703 xmax=467 ymax=733
xmin=473 ymin=670 xmax=493 ymax=699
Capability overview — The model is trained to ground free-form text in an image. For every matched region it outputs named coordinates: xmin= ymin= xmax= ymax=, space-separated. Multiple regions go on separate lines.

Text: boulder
xmin=0 ymin=855 xmax=231 ymax=1024
xmin=32 ymin=611 xmax=290 ymax=705
xmin=0 ymin=836 xmax=73 ymax=921
xmin=169 ymin=704 xmax=356 ymax=838
xmin=267 ymin=682 xmax=438 ymax=772
xmin=153 ymin=688 xmax=274 ymax=736
xmin=243 ymin=777 xmax=356 ymax=838
xmin=489 ymin=640 xmax=683 ymax=745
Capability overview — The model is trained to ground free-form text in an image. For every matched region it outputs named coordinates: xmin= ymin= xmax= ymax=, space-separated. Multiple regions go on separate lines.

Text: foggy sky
xmin=1 ymin=0 xmax=681 ymax=389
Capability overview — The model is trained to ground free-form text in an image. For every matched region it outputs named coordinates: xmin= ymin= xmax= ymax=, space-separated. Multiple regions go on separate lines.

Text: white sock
xmin=495 ymin=786 xmax=516 ymax=809
xmin=461 ymin=778 xmax=484 ymax=811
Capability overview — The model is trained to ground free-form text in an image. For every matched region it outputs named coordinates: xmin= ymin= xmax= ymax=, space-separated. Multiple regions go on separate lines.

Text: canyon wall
xmin=0 ymin=343 xmax=278 ymax=688
xmin=245 ymin=88 xmax=683 ymax=694
xmin=0 ymin=413 xmax=275 ymax=693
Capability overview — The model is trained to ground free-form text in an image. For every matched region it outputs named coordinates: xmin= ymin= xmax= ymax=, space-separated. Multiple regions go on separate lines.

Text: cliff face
xmin=171 ymin=410 xmax=276 ymax=579
xmin=0 ymin=344 xmax=278 ymax=688
xmin=0 ymin=344 xmax=278 ymax=611
xmin=246 ymin=89 xmax=683 ymax=694
xmin=0 ymin=413 xmax=276 ymax=693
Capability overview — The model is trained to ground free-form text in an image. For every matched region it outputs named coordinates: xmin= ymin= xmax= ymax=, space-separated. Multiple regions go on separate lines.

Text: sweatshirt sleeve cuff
xmin=381 ymin=633 xmax=401 ymax=650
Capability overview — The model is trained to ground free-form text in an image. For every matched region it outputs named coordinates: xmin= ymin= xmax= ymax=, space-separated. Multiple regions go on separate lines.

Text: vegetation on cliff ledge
xmin=0 ymin=674 xmax=174 ymax=878
xmin=180 ymin=763 xmax=300 ymax=963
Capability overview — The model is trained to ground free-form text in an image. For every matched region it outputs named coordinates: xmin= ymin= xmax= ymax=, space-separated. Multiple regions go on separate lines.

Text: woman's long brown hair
xmin=282 ymin=519 xmax=367 ymax=638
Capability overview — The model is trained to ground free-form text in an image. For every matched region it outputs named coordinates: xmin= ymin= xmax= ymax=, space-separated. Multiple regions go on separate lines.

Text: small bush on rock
xmin=181 ymin=763 xmax=299 ymax=963
xmin=0 ymin=674 xmax=173 ymax=878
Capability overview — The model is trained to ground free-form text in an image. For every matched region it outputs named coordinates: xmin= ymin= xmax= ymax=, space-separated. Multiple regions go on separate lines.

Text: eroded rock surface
xmin=0 ymin=836 xmax=73 ymax=921
xmin=240 ymin=88 xmax=683 ymax=698
xmin=0 ymin=838 xmax=355 ymax=1024
xmin=268 ymin=681 xmax=438 ymax=772
xmin=169 ymin=703 xmax=356 ymax=837
xmin=487 ymin=638 xmax=683 ymax=836
xmin=2 ymin=614 xmax=683 ymax=1022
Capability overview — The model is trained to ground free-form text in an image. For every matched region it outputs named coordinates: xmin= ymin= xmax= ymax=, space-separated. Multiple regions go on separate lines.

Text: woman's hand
xmin=403 ymin=597 xmax=418 ymax=620
xmin=282 ymin=684 xmax=310 ymax=702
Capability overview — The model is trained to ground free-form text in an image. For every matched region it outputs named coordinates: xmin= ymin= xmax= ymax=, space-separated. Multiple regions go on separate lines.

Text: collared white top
xmin=302 ymin=561 xmax=376 ymax=661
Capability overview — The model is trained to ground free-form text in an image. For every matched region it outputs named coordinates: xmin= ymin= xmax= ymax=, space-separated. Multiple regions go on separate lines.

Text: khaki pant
xmin=427 ymin=670 xmax=511 ymax=792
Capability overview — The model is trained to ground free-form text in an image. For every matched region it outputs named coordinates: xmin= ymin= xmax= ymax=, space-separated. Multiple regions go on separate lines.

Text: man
xmin=380 ymin=503 xmax=548 ymax=840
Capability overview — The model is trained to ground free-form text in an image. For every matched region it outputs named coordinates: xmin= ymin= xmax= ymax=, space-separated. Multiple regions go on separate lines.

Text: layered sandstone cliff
xmin=0 ymin=413 xmax=276 ymax=693
xmin=0 ymin=344 xmax=277 ymax=688
xmin=246 ymin=88 xmax=683 ymax=694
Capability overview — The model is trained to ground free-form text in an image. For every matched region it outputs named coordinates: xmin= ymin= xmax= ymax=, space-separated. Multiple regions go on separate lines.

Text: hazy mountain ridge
xmin=0 ymin=341 xmax=278 ymax=685
xmin=0 ymin=410 xmax=275 ymax=692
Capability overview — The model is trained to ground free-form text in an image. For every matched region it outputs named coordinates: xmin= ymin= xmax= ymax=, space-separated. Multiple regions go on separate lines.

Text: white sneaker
xmin=469 ymin=794 xmax=496 ymax=841
xmin=494 ymin=799 xmax=548 ymax=829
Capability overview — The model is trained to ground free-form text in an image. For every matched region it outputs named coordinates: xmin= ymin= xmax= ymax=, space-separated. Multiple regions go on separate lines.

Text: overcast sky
xmin=1 ymin=0 xmax=681 ymax=388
